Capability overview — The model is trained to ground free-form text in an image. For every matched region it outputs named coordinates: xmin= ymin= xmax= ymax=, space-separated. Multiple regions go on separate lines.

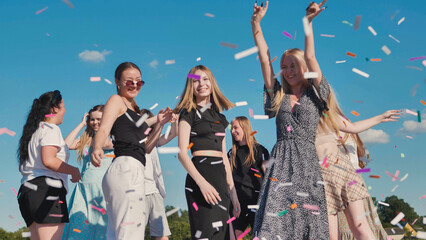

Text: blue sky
xmin=0 ymin=0 xmax=425 ymax=232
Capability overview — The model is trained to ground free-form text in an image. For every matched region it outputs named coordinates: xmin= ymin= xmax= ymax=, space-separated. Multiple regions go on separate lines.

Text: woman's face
xmin=117 ymin=68 xmax=142 ymax=99
xmin=281 ymin=55 xmax=304 ymax=87
xmin=231 ymin=120 xmax=245 ymax=143
xmin=55 ymin=100 xmax=66 ymax=125
xmin=192 ymin=69 xmax=212 ymax=100
xmin=89 ymin=111 xmax=102 ymax=131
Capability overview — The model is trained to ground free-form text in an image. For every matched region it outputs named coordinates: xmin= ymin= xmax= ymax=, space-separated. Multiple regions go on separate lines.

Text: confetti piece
xmin=144 ymin=128 xmax=152 ymax=135
xmin=45 ymin=114 xmax=55 ymax=117
xmin=134 ymin=113 xmax=149 ymax=128
xmin=388 ymin=34 xmax=400 ymax=43
xmin=251 ymin=168 xmax=259 ymax=173
xmin=90 ymin=76 xmax=101 ymax=82
xmin=199 ymin=158 xmax=207 ymax=163
xmin=164 ymin=125 xmax=172 ymax=139
xmin=423 ymin=60 xmax=426 ymax=67
xmin=220 ymin=42 xmax=238 ymax=49
xmin=303 ymin=204 xmax=319 ymax=211
xmin=138 ymin=137 xmax=147 ymax=144
xmin=336 ymin=60 xmax=346 ymax=64
xmin=192 ymin=202 xmax=198 ymax=211
xmin=45 ymin=178 xmax=63 ymax=188
xmin=49 ymin=214 xmax=64 ymax=217
xmin=278 ymin=210 xmax=288 ymax=217
xmin=316 ymin=181 xmax=327 ymax=185
xmin=417 ymin=232 xmax=426 ymax=239
xmin=406 ymin=65 xmax=424 ymax=71
xmin=62 ymin=0 xmax=74 ymax=8
xmin=356 ymin=168 xmax=370 ymax=173
xmin=166 ymin=207 xmax=180 ymax=217
xmin=392 ymin=170 xmax=400 ymax=181
xmin=253 ymin=115 xmax=269 ymax=120
xmin=204 ymin=13 xmax=215 ymax=18
xmin=420 ymin=100 xmax=426 ymax=106
xmin=391 ymin=185 xmax=399 ymax=192
xmin=0 ymin=180 xmax=4 ymax=183
xmin=235 ymin=101 xmax=248 ymax=106
xmin=271 ymin=56 xmax=278 ymax=63
xmin=250 ymin=131 xmax=257 ymax=136
xmin=36 ymin=6 xmax=48 ymax=15
xmin=165 ymin=60 xmax=175 ymax=65
xmin=348 ymin=180 xmax=358 ymax=186
xmin=212 ymin=221 xmax=223 ymax=228
xmin=400 ymin=173 xmax=408 ymax=182
xmin=420 ymin=195 xmax=426 ymax=200
xmin=211 ymin=160 xmax=223 ymax=165
xmin=409 ymin=56 xmax=425 ymax=61
xmin=196 ymin=110 xmax=201 ymax=119
xmin=46 ymin=33 xmax=50 ymax=37
xmin=304 ymin=72 xmax=319 ymax=79
xmin=417 ymin=110 xmax=421 ymax=122
xmin=282 ymin=31 xmax=292 ymax=39
xmin=391 ymin=212 xmax=405 ymax=225
xmin=369 ymin=175 xmax=380 ymax=179
xmin=290 ymin=203 xmax=297 ymax=209
xmin=400 ymin=153 xmax=405 ymax=158
xmin=286 ymin=126 xmax=292 ymax=132
xmin=227 ymin=217 xmax=236 ymax=224
xmin=187 ymin=143 xmax=194 ymax=150
xmin=269 ymin=178 xmax=278 ymax=181
xmin=406 ymin=109 xmax=418 ymax=116
xmin=378 ymin=201 xmax=390 ymax=206
xmin=254 ymin=173 xmax=261 ymax=178
xmin=196 ymin=57 xmax=201 ymax=61
xmin=149 ymin=103 xmax=158 ymax=110
xmin=11 ymin=187 xmax=18 ymax=197
xmin=302 ymin=16 xmax=311 ymax=36
xmin=200 ymin=102 xmax=212 ymax=113
xmin=296 ymin=192 xmax=309 ymax=197
xmin=120 ymin=222 xmax=134 ymax=227
xmin=46 ymin=196 xmax=59 ymax=201
xmin=22 ymin=232 xmax=31 ymax=237
xmin=320 ymin=34 xmax=335 ymax=38
xmin=158 ymin=147 xmax=180 ymax=154
xmin=73 ymin=229 xmax=81 ymax=233
xmin=58 ymin=201 xmax=63 ymax=204
xmin=249 ymin=79 xmax=255 ymax=81
xmin=234 ymin=46 xmax=259 ymax=60
xmin=185 ymin=187 xmax=193 ymax=193
xmin=104 ymin=154 xmax=115 ymax=158
xmin=370 ymin=58 xmax=381 ymax=62
xmin=397 ymin=17 xmax=405 ymax=25
xmin=381 ymin=46 xmax=391 ymax=55
xmin=346 ymin=52 xmax=356 ymax=58
xmin=104 ymin=79 xmax=112 ymax=84
xmin=352 ymin=68 xmax=369 ymax=78
xmin=354 ymin=16 xmax=362 ymax=30
xmin=342 ymin=20 xmax=353 ymax=26
xmin=351 ymin=110 xmax=360 ymax=117
xmin=406 ymin=135 xmax=413 ymax=139
xmin=23 ymin=182 xmax=38 ymax=191
xmin=367 ymin=26 xmax=377 ymax=36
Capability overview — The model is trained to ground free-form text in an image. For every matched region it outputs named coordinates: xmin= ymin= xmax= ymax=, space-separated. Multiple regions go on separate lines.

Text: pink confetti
xmin=409 ymin=56 xmax=425 ymax=61
xmin=321 ymin=157 xmax=328 ymax=166
xmin=406 ymin=109 xmax=418 ymax=116
xmin=45 ymin=114 xmax=55 ymax=117
xmin=237 ymin=228 xmax=250 ymax=239
xmin=286 ymin=126 xmax=292 ymax=132
xmin=58 ymin=201 xmax=63 ymax=204
xmin=226 ymin=216 xmax=236 ymax=224
xmin=46 ymin=33 xmax=50 ymax=37
xmin=15 ymin=221 xmax=21 ymax=226
xmin=84 ymin=219 xmax=89 ymax=224
xmin=192 ymin=202 xmax=198 ymax=211
xmin=187 ymin=74 xmax=201 ymax=80
xmin=90 ymin=205 xmax=106 ymax=215
xmin=0 ymin=128 xmax=16 ymax=136
xmin=49 ymin=214 xmax=64 ymax=217
xmin=251 ymin=168 xmax=259 ymax=173
xmin=12 ymin=187 xmax=18 ymax=197
xmin=392 ymin=170 xmax=400 ymax=182
xmin=144 ymin=128 xmax=152 ymax=135
xmin=420 ymin=195 xmax=426 ymax=200
xmin=249 ymin=109 xmax=253 ymax=118
xmin=282 ymin=31 xmax=292 ymax=39
xmin=406 ymin=136 xmax=413 ymax=139
xmin=303 ymin=204 xmax=319 ymax=211
xmin=385 ymin=171 xmax=400 ymax=181
xmin=348 ymin=180 xmax=358 ymax=186
xmin=215 ymin=132 xmax=226 ymax=136
xmin=62 ymin=0 xmax=74 ymax=8
xmin=356 ymin=168 xmax=370 ymax=173
xmin=35 ymin=6 xmax=48 ymax=15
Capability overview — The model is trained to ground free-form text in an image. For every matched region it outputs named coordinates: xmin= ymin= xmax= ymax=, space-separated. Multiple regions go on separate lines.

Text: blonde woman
xmin=174 ymin=65 xmax=240 ymax=239
xmin=228 ymin=116 xmax=269 ymax=238
xmin=62 ymin=105 xmax=114 ymax=240
xmin=251 ymin=1 xmax=331 ymax=239
xmin=315 ymin=88 xmax=398 ymax=240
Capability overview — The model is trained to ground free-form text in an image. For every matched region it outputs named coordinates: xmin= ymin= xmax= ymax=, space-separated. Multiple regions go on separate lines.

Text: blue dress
xmin=62 ymin=146 xmax=114 ymax=240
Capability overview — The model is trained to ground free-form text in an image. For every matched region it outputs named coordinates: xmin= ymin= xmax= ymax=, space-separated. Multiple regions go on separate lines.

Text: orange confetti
xmin=187 ymin=142 xmax=194 ymax=150
xmin=73 ymin=229 xmax=81 ymax=233
xmin=291 ymin=203 xmax=298 ymax=209
xmin=346 ymin=52 xmax=356 ymax=58
xmin=271 ymin=56 xmax=278 ymax=63
xmin=369 ymin=175 xmax=381 ymax=179
xmin=351 ymin=110 xmax=360 ymax=116
xmin=249 ymin=79 xmax=255 ymax=82
xmin=420 ymin=100 xmax=426 ymax=106
xmin=370 ymin=58 xmax=381 ymax=62
xmin=254 ymin=30 xmax=259 ymax=36
xmin=105 ymin=154 xmax=115 ymax=158
xmin=214 ymin=121 xmax=220 ymax=124
xmin=250 ymin=131 xmax=258 ymax=136
xmin=269 ymin=178 xmax=278 ymax=181
xmin=0 ymin=180 xmax=4 ymax=183
xmin=254 ymin=174 xmax=261 ymax=178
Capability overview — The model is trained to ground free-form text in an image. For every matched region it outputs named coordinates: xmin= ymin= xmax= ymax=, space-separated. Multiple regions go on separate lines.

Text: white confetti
xmin=196 ymin=110 xmax=201 ymax=119
xmin=185 ymin=187 xmax=193 ymax=192
xmin=90 ymin=76 xmax=101 ymax=82
xmin=296 ymin=192 xmax=309 ymax=197
xmin=274 ymin=182 xmax=293 ymax=192
xmin=378 ymin=201 xmax=389 ymax=207
xmin=164 ymin=125 xmax=172 ymax=140
xmin=253 ymin=115 xmax=269 ymax=120
xmin=302 ymin=16 xmax=311 ymax=37
xmin=397 ymin=17 xmax=405 ymax=25
xmin=45 ymin=178 xmax=63 ymax=188
xmin=204 ymin=13 xmax=215 ymax=18
xmin=196 ymin=57 xmax=201 ymax=61
xmin=320 ymin=34 xmax=335 ymax=38
xmin=417 ymin=232 xmax=426 ymax=239
xmin=195 ymin=230 xmax=202 ymax=238
xmin=200 ymin=103 xmax=212 ymax=113
xmin=165 ymin=207 xmax=180 ymax=217
xmin=149 ymin=103 xmax=158 ymax=110
xmin=212 ymin=221 xmax=223 ymax=228
xmin=139 ymin=137 xmax=147 ymax=144
xmin=247 ymin=205 xmax=259 ymax=209
xmin=22 ymin=232 xmax=31 ymax=237
xmin=381 ymin=45 xmax=391 ymax=55
xmin=391 ymin=185 xmax=399 ymax=192
xmin=135 ymin=113 xmax=149 ymax=128
xmin=336 ymin=60 xmax=346 ymax=64
xmin=266 ymin=212 xmax=277 ymax=217
xmin=234 ymin=46 xmax=259 ymax=60
xmin=235 ymin=101 xmax=248 ymax=107
xmin=367 ymin=26 xmax=377 ymax=36
xmin=352 ymin=68 xmax=370 ymax=78
xmin=104 ymin=78 xmax=112 ymax=84
xmin=23 ymin=182 xmax=38 ymax=191
xmin=210 ymin=160 xmax=223 ymax=165
xmin=303 ymin=72 xmax=319 ymax=79
xmin=165 ymin=60 xmax=175 ymax=65
xmin=46 ymin=196 xmax=59 ymax=201
xmin=218 ymin=204 xmax=227 ymax=211
xmin=388 ymin=34 xmax=400 ymax=43
xmin=400 ymin=173 xmax=408 ymax=182
xmin=157 ymin=147 xmax=180 ymax=154
xmin=391 ymin=228 xmax=395 ymax=234
xmin=199 ymin=158 xmax=207 ymax=163
xmin=390 ymin=212 xmax=404 ymax=225
xmin=316 ymin=181 xmax=327 ymax=185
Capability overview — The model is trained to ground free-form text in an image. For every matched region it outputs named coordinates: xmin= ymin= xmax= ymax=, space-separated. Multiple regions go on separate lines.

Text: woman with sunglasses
xmin=91 ymin=62 xmax=173 ymax=240
xmin=62 ymin=105 xmax=114 ymax=240
xmin=17 ymin=90 xmax=81 ymax=240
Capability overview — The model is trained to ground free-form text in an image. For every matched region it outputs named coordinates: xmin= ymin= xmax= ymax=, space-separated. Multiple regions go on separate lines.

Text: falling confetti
xmin=397 ymin=17 xmax=405 ymax=25
xmin=220 ymin=42 xmax=238 ymax=49
xmin=234 ymin=46 xmax=259 ymax=60
xmin=367 ymin=26 xmax=377 ymax=36
xmin=388 ymin=34 xmax=400 ymax=43
xmin=381 ymin=45 xmax=391 ymax=55
xmin=36 ymin=6 xmax=48 ymax=15
xmin=165 ymin=60 xmax=175 ymax=65
xmin=352 ymin=68 xmax=369 ymax=78
xmin=204 ymin=13 xmax=215 ymax=18
xmin=282 ymin=30 xmax=292 ymax=39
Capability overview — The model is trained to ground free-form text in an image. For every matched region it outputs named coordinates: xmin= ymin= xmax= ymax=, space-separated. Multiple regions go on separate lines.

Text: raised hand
xmin=381 ymin=110 xmax=401 ymax=122
xmin=157 ymin=107 xmax=173 ymax=126
xmin=81 ymin=112 xmax=88 ymax=126
xmin=251 ymin=0 xmax=269 ymax=24
xmin=306 ymin=0 xmax=327 ymax=22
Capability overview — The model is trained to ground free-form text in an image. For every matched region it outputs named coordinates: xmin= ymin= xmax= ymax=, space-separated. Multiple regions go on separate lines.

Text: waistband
xmin=192 ymin=156 xmax=223 ymax=164
xmin=277 ymin=134 xmax=315 ymax=144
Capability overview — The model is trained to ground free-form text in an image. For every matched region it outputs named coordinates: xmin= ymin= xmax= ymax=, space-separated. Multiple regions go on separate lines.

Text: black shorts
xmin=18 ymin=176 xmax=69 ymax=227
xmin=232 ymin=183 xmax=259 ymax=231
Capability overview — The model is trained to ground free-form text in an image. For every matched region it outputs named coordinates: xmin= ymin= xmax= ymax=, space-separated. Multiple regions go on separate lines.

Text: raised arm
xmin=178 ymin=120 xmax=221 ymax=205
xmin=251 ymin=0 xmax=276 ymax=97
xmin=338 ymin=110 xmax=401 ymax=134
xmin=91 ymin=95 xmax=123 ymax=167
xmin=64 ymin=112 xmax=88 ymax=149
xmin=304 ymin=0 xmax=327 ymax=90
xmin=222 ymin=136 xmax=241 ymax=217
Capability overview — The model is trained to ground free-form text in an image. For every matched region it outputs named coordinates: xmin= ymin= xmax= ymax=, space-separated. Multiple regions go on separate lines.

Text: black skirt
xmin=185 ymin=156 xmax=231 ymax=240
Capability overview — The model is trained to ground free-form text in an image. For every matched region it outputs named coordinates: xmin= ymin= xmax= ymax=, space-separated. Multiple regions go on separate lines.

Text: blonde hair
xmin=229 ymin=117 xmax=258 ymax=171
xmin=174 ymin=65 xmax=235 ymax=113
xmin=76 ymin=105 xmax=104 ymax=163
xmin=318 ymin=89 xmax=367 ymax=168
xmin=270 ymin=48 xmax=310 ymax=114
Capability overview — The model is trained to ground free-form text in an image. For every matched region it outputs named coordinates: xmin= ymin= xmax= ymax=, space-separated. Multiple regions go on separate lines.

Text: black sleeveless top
xmin=110 ymin=108 xmax=149 ymax=166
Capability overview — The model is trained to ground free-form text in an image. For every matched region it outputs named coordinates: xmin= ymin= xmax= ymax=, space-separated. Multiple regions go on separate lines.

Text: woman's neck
xmin=238 ymin=139 xmax=247 ymax=146
xmin=291 ymin=84 xmax=304 ymax=96
xmin=196 ymin=96 xmax=211 ymax=107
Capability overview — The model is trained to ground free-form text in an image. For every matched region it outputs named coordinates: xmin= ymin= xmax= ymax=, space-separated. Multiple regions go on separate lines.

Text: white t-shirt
xmin=20 ymin=122 xmax=70 ymax=192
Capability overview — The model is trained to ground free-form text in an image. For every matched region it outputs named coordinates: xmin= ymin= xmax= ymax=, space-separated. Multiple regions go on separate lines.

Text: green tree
xmin=376 ymin=195 xmax=420 ymax=228
xmin=0 ymin=227 xmax=29 ymax=239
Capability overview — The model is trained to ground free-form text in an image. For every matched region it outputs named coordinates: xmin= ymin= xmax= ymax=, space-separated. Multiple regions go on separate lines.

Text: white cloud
xmin=399 ymin=114 xmax=426 ymax=134
xmin=149 ymin=59 xmax=159 ymax=69
xmin=78 ymin=49 xmax=111 ymax=63
xmin=359 ymin=129 xmax=390 ymax=144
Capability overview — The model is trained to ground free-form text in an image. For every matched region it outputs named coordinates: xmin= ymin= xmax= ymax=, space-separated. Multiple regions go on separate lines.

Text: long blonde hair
xmin=76 ymin=105 xmax=104 ymax=163
xmin=270 ymin=48 xmax=310 ymax=114
xmin=318 ymin=89 xmax=367 ymax=168
xmin=229 ymin=116 xmax=258 ymax=171
xmin=174 ymin=65 xmax=235 ymax=113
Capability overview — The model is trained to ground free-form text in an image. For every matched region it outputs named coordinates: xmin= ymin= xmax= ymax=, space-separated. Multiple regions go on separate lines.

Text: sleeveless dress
xmin=62 ymin=146 xmax=114 ymax=240
xmin=253 ymin=76 xmax=330 ymax=240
